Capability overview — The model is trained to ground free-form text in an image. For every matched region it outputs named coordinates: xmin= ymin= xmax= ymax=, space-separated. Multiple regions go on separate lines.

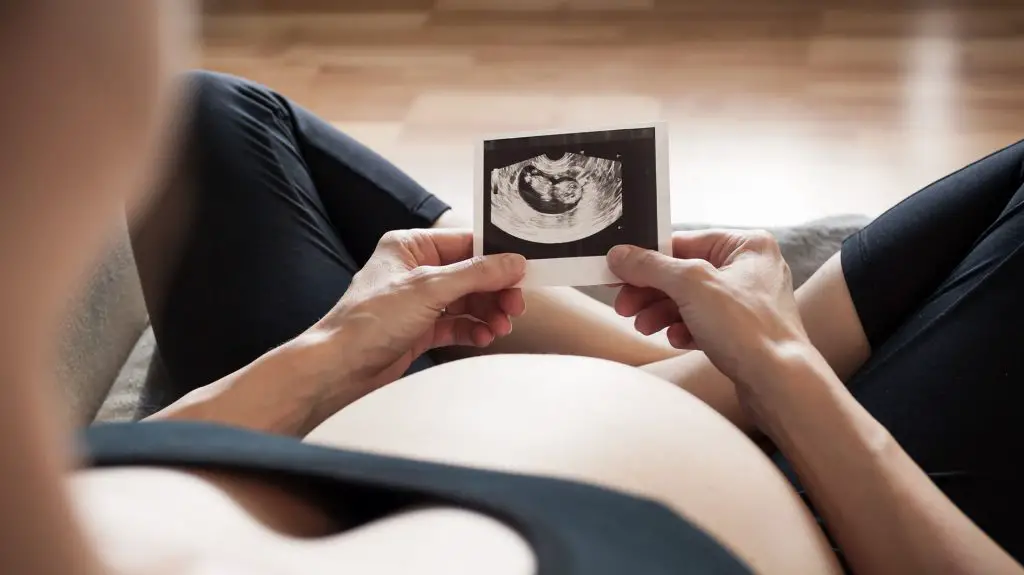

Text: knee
xmin=183 ymin=70 xmax=239 ymax=108
xmin=180 ymin=70 xmax=288 ymax=131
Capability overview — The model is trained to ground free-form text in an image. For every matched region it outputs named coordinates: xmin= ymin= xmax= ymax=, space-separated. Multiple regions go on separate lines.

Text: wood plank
xmin=199 ymin=3 xmax=1024 ymax=226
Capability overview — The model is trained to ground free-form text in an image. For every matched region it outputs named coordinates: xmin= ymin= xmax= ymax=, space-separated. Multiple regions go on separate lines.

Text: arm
xmin=150 ymin=228 xmax=531 ymax=437
xmin=607 ymin=233 xmax=1022 ymax=574
xmin=757 ymin=344 xmax=1021 ymax=574
xmin=147 ymin=332 xmax=361 ymax=437
xmin=0 ymin=1 xmax=190 ymax=574
xmin=0 ymin=359 xmax=107 ymax=575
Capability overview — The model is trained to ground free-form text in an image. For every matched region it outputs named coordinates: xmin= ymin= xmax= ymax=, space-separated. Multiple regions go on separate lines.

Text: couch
xmin=59 ymin=215 xmax=871 ymax=425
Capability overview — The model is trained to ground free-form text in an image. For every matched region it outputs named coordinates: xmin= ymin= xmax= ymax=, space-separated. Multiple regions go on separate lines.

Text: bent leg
xmin=646 ymin=140 xmax=1024 ymax=437
xmin=131 ymin=71 xmax=448 ymax=409
xmin=799 ymin=140 xmax=1024 ymax=561
xmin=741 ymin=139 xmax=1024 ymax=561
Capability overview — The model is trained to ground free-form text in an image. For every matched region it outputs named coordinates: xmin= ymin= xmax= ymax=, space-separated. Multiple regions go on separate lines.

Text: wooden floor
xmin=201 ymin=3 xmax=1024 ymax=226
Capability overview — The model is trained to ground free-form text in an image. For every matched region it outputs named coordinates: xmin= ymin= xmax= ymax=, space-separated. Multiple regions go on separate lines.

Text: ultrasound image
xmin=490 ymin=152 xmax=623 ymax=244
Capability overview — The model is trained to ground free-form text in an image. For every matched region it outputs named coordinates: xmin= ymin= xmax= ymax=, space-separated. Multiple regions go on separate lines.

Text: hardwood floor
xmin=200 ymin=3 xmax=1024 ymax=226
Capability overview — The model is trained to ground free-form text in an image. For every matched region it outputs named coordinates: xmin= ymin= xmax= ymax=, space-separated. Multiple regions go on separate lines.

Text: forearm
xmin=0 ymin=360 xmax=108 ymax=575
xmin=147 ymin=334 xmax=360 ymax=437
xmin=760 ymin=345 xmax=1021 ymax=574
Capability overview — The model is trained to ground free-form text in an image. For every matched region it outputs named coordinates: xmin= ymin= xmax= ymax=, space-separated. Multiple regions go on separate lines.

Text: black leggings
xmin=133 ymin=70 xmax=451 ymax=408
xmin=783 ymin=136 xmax=1024 ymax=560
xmin=135 ymin=71 xmax=1024 ymax=561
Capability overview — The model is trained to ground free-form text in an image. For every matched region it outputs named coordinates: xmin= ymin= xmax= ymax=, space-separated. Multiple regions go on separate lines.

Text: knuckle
xmin=780 ymin=260 xmax=795 ymax=286
xmin=405 ymin=265 xmax=440 ymax=287
xmin=407 ymin=269 xmax=449 ymax=301
xmin=405 ymin=228 xmax=432 ymax=244
xmin=380 ymin=229 xmax=434 ymax=261
xmin=378 ymin=230 xmax=409 ymax=249
xmin=463 ymin=256 xmax=500 ymax=284
xmin=677 ymin=259 xmax=716 ymax=283
xmin=631 ymin=248 xmax=657 ymax=269
xmin=747 ymin=229 xmax=780 ymax=251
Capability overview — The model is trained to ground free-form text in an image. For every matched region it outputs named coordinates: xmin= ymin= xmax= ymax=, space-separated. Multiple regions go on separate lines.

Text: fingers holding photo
xmin=665 ymin=322 xmax=696 ymax=350
xmin=614 ymin=284 xmax=668 ymax=317
xmin=672 ymin=228 xmax=782 ymax=266
xmin=604 ymin=229 xmax=810 ymax=380
xmin=444 ymin=288 xmax=525 ymax=338
xmin=670 ymin=229 xmax=741 ymax=263
xmin=420 ymin=227 xmax=476 ymax=264
xmin=632 ymin=298 xmax=682 ymax=336
xmin=432 ymin=316 xmax=499 ymax=348
xmin=394 ymin=228 xmax=526 ymax=344
xmin=612 ymin=277 xmax=692 ymax=346
xmin=606 ymin=244 xmax=714 ymax=304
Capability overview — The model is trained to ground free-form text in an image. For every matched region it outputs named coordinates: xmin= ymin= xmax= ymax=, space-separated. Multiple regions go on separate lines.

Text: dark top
xmin=79 ymin=422 xmax=752 ymax=575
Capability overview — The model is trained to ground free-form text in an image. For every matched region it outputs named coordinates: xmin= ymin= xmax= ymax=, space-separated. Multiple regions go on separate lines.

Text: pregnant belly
xmin=307 ymin=354 xmax=841 ymax=575
xmin=71 ymin=355 xmax=838 ymax=575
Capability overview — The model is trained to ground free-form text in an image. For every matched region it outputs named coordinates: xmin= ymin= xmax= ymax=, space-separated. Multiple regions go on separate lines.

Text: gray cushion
xmin=94 ymin=325 xmax=158 ymax=422
xmin=679 ymin=215 xmax=869 ymax=288
xmin=57 ymin=218 xmax=149 ymax=425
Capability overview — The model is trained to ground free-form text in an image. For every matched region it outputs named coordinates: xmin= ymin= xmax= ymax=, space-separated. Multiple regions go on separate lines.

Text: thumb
xmin=422 ymin=253 xmax=527 ymax=304
xmin=607 ymin=245 xmax=713 ymax=303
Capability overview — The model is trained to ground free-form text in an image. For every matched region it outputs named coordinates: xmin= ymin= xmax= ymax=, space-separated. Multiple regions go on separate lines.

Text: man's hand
xmin=310 ymin=228 xmax=527 ymax=393
xmin=607 ymin=230 xmax=809 ymax=392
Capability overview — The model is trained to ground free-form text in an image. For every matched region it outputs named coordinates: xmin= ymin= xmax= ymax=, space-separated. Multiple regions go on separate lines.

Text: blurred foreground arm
xmin=0 ymin=2 xmax=189 ymax=575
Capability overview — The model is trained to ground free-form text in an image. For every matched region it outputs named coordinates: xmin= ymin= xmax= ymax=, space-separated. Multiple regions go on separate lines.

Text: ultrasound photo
xmin=491 ymin=153 xmax=623 ymax=245
xmin=475 ymin=123 xmax=670 ymax=287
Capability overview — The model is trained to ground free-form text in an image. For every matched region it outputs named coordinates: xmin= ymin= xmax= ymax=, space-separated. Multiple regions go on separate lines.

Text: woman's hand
xmin=606 ymin=230 xmax=810 ymax=393
xmin=310 ymin=228 xmax=527 ymax=392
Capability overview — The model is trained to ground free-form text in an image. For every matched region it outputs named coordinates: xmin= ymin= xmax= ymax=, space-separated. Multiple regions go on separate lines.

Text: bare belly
xmin=308 ymin=354 xmax=840 ymax=574
xmin=72 ymin=354 xmax=840 ymax=575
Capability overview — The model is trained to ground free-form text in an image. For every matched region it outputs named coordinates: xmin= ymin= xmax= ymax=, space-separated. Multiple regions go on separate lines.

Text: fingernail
xmin=608 ymin=245 xmax=632 ymax=264
xmin=502 ymin=254 xmax=526 ymax=274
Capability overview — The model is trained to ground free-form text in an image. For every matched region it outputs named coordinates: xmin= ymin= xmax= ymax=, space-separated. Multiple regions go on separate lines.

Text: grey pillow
xmin=676 ymin=214 xmax=870 ymax=288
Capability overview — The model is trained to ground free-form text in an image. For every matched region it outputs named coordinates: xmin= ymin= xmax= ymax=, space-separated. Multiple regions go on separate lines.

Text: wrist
xmin=738 ymin=340 xmax=840 ymax=432
xmin=280 ymin=328 xmax=353 ymax=391
xmin=733 ymin=335 xmax=816 ymax=388
xmin=275 ymin=327 xmax=370 ymax=427
xmin=151 ymin=329 xmax=367 ymax=436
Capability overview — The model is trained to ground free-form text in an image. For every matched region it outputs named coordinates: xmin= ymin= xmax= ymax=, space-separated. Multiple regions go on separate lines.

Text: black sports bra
xmin=79 ymin=421 xmax=752 ymax=575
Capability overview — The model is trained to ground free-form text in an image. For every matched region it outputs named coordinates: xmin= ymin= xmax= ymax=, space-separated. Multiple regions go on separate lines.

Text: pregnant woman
xmin=3 ymin=3 xmax=1023 ymax=574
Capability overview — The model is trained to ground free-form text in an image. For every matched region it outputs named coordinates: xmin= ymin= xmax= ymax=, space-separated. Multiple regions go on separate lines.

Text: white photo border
xmin=474 ymin=121 xmax=671 ymax=287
